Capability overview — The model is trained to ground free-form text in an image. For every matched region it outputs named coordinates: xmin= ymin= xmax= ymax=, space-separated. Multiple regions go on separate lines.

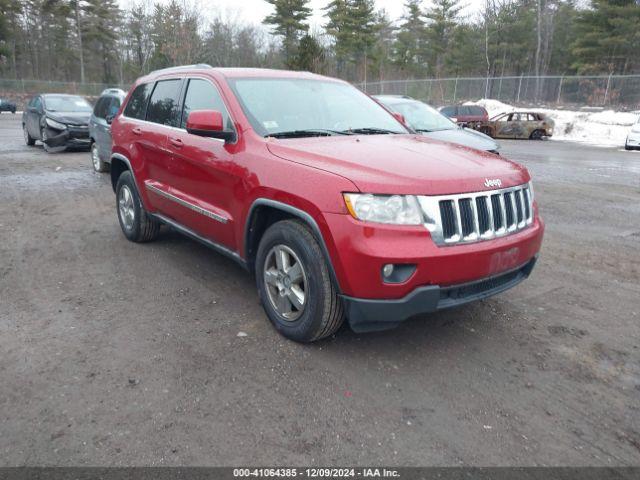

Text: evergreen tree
xmin=393 ymin=0 xmax=427 ymax=76
xmin=81 ymin=0 xmax=121 ymax=83
xmin=263 ymin=0 xmax=312 ymax=69
xmin=571 ymin=0 xmax=640 ymax=74
xmin=324 ymin=0 xmax=352 ymax=72
xmin=294 ymin=34 xmax=325 ymax=72
xmin=424 ymin=0 xmax=462 ymax=76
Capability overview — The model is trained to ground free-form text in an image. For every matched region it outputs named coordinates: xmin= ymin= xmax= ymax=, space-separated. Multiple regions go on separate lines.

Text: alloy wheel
xmin=263 ymin=244 xmax=307 ymax=321
xmin=118 ymin=185 xmax=135 ymax=231
xmin=91 ymin=144 xmax=101 ymax=171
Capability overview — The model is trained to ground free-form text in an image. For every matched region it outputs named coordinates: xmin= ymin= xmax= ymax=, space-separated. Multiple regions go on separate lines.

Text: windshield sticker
xmin=263 ymin=120 xmax=279 ymax=130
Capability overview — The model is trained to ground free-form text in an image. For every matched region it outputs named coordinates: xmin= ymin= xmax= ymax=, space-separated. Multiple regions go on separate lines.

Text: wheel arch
xmin=244 ymin=199 xmax=342 ymax=294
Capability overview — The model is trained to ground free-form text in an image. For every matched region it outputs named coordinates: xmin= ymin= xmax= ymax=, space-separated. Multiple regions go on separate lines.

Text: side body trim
xmin=245 ymin=198 xmax=342 ymax=293
xmin=151 ymin=213 xmax=246 ymax=269
xmin=145 ymin=183 xmax=228 ymax=224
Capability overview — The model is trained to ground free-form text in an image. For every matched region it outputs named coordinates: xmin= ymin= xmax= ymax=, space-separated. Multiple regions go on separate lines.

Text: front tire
xmin=256 ymin=220 xmax=344 ymax=343
xmin=115 ymin=171 xmax=160 ymax=242
xmin=23 ymin=125 xmax=35 ymax=146
xmin=530 ymin=129 xmax=544 ymax=140
xmin=91 ymin=143 xmax=108 ymax=172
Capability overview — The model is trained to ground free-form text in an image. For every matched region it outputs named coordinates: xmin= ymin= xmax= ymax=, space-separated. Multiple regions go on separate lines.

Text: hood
xmin=421 ymin=127 xmax=499 ymax=152
xmin=266 ymin=134 xmax=529 ymax=195
xmin=46 ymin=111 xmax=91 ymax=126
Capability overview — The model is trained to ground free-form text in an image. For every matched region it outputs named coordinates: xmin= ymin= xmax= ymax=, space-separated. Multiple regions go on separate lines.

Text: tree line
xmin=1 ymin=0 xmax=639 ymax=87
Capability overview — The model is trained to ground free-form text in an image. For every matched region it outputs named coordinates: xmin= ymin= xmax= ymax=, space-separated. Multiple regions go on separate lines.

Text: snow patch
xmin=465 ymin=99 xmax=639 ymax=148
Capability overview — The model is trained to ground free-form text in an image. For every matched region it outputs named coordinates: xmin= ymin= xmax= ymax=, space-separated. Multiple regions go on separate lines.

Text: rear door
xmin=91 ymin=97 xmax=109 ymax=160
xmin=137 ymin=78 xmax=185 ymax=220
xmin=161 ymin=77 xmax=239 ymax=249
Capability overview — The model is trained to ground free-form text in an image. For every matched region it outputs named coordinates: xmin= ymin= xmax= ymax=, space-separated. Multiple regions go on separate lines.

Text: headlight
xmin=45 ymin=117 xmax=67 ymax=130
xmin=344 ymin=193 xmax=423 ymax=225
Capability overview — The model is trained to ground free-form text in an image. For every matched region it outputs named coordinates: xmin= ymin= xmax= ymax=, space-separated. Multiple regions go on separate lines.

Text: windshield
xmin=44 ymin=95 xmax=92 ymax=113
xmin=383 ymin=99 xmax=457 ymax=132
xmin=229 ymin=78 xmax=408 ymax=137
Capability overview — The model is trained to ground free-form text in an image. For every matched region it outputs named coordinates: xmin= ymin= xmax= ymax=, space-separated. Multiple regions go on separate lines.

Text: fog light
xmin=382 ymin=264 xmax=394 ymax=278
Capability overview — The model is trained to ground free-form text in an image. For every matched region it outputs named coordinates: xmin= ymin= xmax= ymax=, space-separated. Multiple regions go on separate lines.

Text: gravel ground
xmin=1 ymin=113 xmax=639 ymax=466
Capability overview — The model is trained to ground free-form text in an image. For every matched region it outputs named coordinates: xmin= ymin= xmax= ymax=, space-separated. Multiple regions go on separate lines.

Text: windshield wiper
xmin=266 ymin=129 xmax=351 ymax=138
xmin=341 ymin=127 xmax=400 ymax=135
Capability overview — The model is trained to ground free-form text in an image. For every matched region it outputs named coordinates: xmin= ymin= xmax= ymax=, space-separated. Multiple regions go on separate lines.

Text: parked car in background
xmin=375 ymin=95 xmax=500 ymax=153
xmin=89 ymin=88 xmax=126 ymax=172
xmin=22 ymin=94 xmax=92 ymax=152
xmin=0 ymin=97 xmax=17 ymax=114
xmin=109 ymin=65 xmax=543 ymax=343
xmin=625 ymin=116 xmax=640 ymax=150
xmin=440 ymin=104 xmax=489 ymax=124
xmin=470 ymin=111 xmax=554 ymax=140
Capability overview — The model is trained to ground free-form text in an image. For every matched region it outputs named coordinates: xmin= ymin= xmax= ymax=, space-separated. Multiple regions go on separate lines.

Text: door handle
xmin=132 ymin=127 xmax=142 ymax=136
xmin=169 ymin=137 xmax=183 ymax=148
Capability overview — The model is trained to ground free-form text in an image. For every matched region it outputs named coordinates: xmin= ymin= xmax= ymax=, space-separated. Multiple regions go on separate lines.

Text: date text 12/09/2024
xmin=233 ymin=468 xmax=400 ymax=478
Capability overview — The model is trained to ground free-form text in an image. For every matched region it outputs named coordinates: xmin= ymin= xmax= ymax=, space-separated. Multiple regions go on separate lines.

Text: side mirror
xmin=392 ymin=112 xmax=406 ymax=125
xmin=105 ymin=114 xmax=115 ymax=125
xmin=186 ymin=110 xmax=234 ymax=142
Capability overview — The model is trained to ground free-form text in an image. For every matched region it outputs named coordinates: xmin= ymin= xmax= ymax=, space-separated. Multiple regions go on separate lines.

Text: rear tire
xmin=91 ymin=142 xmax=108 ymax=172
xmin=23 ymin=125 xmax=35 ymax=146
xmin=255 ymin=219 xmax=344 ymax=343
xmin=480 ymin=126 xmax=493 ymax=138
xmin=115 ymin=171 xmax=160 ymax=243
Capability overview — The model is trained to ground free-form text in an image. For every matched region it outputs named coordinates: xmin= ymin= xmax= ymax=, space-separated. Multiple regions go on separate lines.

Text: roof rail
xmin=148 ymin=64 xmax=213 ymax=76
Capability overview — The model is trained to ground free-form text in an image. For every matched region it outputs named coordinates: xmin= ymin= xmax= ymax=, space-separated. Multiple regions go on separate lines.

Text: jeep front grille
xmin=417 ymin=183 xmax=534 ymax=246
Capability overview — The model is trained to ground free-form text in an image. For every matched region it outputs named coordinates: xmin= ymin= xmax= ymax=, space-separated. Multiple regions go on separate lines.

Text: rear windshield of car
xmin=459 ymin=106 xmax=486 ymax=116
xmin=44 ymin=95 xmax=92 ymax=113
xmin=228 ymin=78 xmax=408 ymax=136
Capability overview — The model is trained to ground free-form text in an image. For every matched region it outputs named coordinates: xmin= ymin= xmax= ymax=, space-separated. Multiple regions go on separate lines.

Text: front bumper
xmin=43 ymin=127 xmax=90 ymax=148
xmin=342 ymin=257 xmax=537 ymax=332
xmin=626 ymin=133 xmax=640 ymax=148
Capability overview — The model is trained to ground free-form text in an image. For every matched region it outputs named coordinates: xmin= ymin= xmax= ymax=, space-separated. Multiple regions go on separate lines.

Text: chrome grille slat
xmin=417 ymin=183 xmax=534 ymax=246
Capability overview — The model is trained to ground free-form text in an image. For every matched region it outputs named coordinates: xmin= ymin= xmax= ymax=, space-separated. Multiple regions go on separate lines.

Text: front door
xmin=163 ymin=77 xmax=241 ymax=250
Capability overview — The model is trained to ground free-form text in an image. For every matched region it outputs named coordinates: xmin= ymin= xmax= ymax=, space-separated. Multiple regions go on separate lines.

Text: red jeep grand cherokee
xmin=109 ymin=65 xmax=544 ymax=342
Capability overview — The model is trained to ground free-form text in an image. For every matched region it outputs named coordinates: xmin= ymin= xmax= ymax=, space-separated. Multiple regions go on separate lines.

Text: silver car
xmin=89 ymin=88 xmax=126 ymax=172
xmin=375 ymin=95 xmax=500 ymax=153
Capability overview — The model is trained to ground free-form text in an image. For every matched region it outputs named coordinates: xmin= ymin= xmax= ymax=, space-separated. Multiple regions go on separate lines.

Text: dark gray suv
xmin=89 ymin=88 xmax=126 ymax=172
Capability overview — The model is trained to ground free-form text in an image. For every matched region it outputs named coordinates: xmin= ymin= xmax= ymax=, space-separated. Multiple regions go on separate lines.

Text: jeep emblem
xmin=484 ymin=178 xmax=502 ymax=188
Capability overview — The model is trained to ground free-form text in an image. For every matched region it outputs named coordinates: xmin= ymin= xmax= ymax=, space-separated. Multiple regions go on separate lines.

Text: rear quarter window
xmin=146 ymin=79 xmax=182 ymax=127
xmin=93 ymin=98 xmax=107 ymax=119
xmin=123 ymin=83 xmax=153 ymax=120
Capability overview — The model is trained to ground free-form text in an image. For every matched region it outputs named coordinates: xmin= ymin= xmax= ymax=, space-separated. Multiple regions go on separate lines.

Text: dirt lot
xmin=1 ymin=113 xmax=639 ymax=466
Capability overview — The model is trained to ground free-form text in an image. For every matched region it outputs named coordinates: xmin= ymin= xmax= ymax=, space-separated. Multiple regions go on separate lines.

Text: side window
xmin=93 ymin=98 xmax=107 ymax=119
xmin=146 ymin=79 xmax=182 ymax=127
xmin=180 ymin=78 xmax=232 ymax=130
xmin=123 ymin=83 xmax=153 ymax=120
xmin=33 ymin=97 xmax=42 ymax=110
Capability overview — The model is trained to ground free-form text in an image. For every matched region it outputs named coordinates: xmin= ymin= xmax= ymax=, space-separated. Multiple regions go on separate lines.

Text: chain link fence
xmin=0 ymin=79 xmax=128 ymax=96
xmin=3 ymin=75 xmax=640 ymax=111
xmin=359 ymin=75 xmax=640 ymax=111
xmin=0 ymin=79 xmax=129 ymax=109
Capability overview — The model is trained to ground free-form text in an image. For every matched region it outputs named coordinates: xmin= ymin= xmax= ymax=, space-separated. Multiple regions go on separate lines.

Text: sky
xmin=120 ymin=0 xmax=484 ymax=29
